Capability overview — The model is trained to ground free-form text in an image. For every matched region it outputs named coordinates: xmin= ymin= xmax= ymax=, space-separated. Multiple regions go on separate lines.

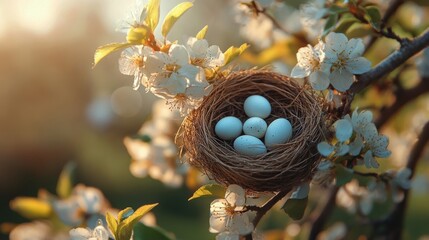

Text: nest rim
xmin=181 ymin=70 xmax=326 ymax=192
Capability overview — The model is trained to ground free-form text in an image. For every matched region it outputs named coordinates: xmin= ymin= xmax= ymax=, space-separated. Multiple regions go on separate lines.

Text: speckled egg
xmin=243 ymin=117 xmax=267 ymax=138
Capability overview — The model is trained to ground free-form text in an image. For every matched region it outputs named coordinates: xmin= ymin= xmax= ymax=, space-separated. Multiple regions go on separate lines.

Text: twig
xmin=308 ymin=187 xmax=339 ymax=240
xmin=375 ymin=77 xmax=429 ymax=128
xmin=351 ymin=28 xmax=429 ymax=93
xmin=243 ymin=189 xmax=290 ymax=240
xmin=365 ymin=0 xmax=405 ymax=53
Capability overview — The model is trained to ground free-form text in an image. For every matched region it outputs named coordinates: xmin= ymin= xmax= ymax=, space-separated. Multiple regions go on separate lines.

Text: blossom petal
xmin=229 ymin=213 xmax=254 ymax=235
xmin=330 ymin=69 xmax=354 ymax=92
xmin=290 ymin=183 xmax=310 ymax=199
xmin=206 ymin=45 xmax=225 ymax=67
xmin=343 ymin=38 xmax=365 ymax=59
xmin=169 ymin=44 xmax=190 ymax=65
xmin=209 ymin=215 xmax=227 ymax=233
xmin=325 ymin=32 xmax=348 ymax=54
xmin=364 ymin=150 xmax=379 ymax=169
xmin=317 ymin=141 xmax=334 ymax=157
xmin=210 ymin=199 xmax=229 ymax=216
xmin=225 ymin=184 xmax=246 ymax=207
xmin=70 ymin=228 xmax=92 ymax=239
xmin=346 ymin=57 xmax=371 ymax=74
xmin=309 ymin=71 xmax=330 ymax=90
xmin=291 ymin=65 xmax=310 ymax=78
xmin=335 ymin=143 xmax=350 ymax=156
xmin=348 ymin=135 xmax=363 ymax=156
xmin=189 ymin=38 xmax=208 ymax=58
xmin=334 ymin=119 xmax=353 ymax=142
xmin=216 ymin=232 xmax=240 ymax=240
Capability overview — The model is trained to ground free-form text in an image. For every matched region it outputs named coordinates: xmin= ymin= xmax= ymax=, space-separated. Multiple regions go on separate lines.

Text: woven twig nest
xmin=181 ymin=70 xmax=326 ymax=192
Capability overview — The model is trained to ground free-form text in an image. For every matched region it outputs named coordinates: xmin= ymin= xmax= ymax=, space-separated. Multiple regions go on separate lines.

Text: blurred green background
xmin=0 ymin=0 xmax=241 ymax=239
xmin=1 ymin=0 xmax=429 ymax=240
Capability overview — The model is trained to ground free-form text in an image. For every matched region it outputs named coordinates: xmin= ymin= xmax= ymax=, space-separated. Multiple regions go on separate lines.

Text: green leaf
xmin=188 ymin=184 xmax=226 ymax=201
xmin=56 ymin=162 xmax=76 ymax=199
xmin=223 ymin=43 xmax=249 ymax=66
xmin=323 ymin=14 xmax=339 ymax=36
xmin=196 ymin=25 xmax=208 ymax=40
xmin=93 ymin=42 xmax=132 ymax=68
xmin=335 ymin=164 xmax=354 ymax=186
xmin=335 ymin=17 xmax=359 ymax=33
xmin=133 ymin=223 xmax=174 ymax=240
xmin=365 ymin=6 xmax=381 ymax=30
xmin=117 ymin=204 xmax=158 ymax=240
xmin=282 ymin=197 xmax=308 ymax=220
xmin=328 ymin=5 xmax=348 ymax=14
xmin=145 ymin=0 xmax=160 ymax=31
xmin=346 ymin=23 xmax=373 ymax=38
xmin=162 ymin=2 xmax=193 ymax=37
xmin=106 ymin=212 xmax=118 ymax=239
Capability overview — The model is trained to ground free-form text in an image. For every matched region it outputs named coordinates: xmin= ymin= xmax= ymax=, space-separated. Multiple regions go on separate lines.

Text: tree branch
xmin=308 ymin=187 xmax=339 ymax=240
xmin=365 ymin=0 xmax=405 ymax=53
xmin=352 ymin=28 xmax=429 ymax=93
xmin=385 ymin=122 xmax=429 ymax=239
xmin=243 ymin=189 xmax=290 ymax=240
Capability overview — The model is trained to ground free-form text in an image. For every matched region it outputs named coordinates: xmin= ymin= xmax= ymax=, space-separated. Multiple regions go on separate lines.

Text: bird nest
xmin=180 ymin=70 xmax=326 ymax=192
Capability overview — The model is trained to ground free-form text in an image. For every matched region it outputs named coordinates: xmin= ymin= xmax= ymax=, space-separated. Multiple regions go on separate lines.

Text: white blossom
xmin=300 ymin=0 xmax=327 ymax=28
xmin=186 ymin=37 xmax=224 ymax=68
xmin=291 ymin=42 xmax=332 ymax=90
xmin=10 ymin=221 xmax=68 ymax=240
xmin=324 ymin=32 xmax=371 ymax=91
xmin=118 ymin=46 xmax=153 ymax=90
xmin=210 ymin=185 xmax=254 ymax=237
xmin=145 ymin=44 xmax=210 ymax=114
xmin=69 ymin=222 xmax=109 ymax=240
xmin=116 ymin=0 xmax=148 ymax=33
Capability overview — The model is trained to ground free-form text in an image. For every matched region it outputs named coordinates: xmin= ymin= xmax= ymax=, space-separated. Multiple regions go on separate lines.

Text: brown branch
xmin=375 ymin=77 xmax=429 ymax=128
xmin=308 ymin=186 xmax=339 ymax=240
xmin=351 ymin=28 xmax=429 ymax=93
xmin=243 ymin=189 xmax=290 ymax=240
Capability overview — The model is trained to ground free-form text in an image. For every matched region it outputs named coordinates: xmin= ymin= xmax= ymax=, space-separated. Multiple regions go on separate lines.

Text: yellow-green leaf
xmin=117 ymin=204 xmax=159 ymax=240
xmin=10 ymin=197 xmax=52 ymax=219
xmin=196 ymin=25 xmax=208 ymax=40
xmin=93 ymin=42 xmax=132 ymax=68
xmin=56 ymin=162 xmax=76 ymax=199
xmin=188 ymin=184 xmax=226 ymax=201
xmin=106 ymin=212 xmax=118 ymax=239
xmin=123 ymin=203 xmax=158 ymax=226
xmin=126 ymin=26 xmax=151 ymax=44
xmin=118 ymin=207 xmax=134 ymax=223
xmin=223 ymin=43 xmax=250 ymax=66
xmin=161 ymin=2 xmax=193 ymax=37
xmin=145 ymin=0 xmax=160 ymax=31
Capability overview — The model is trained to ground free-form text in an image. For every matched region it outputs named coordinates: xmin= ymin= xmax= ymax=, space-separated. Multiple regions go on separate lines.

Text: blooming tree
xmin=6 ymin=0 xmax=429 ymax=239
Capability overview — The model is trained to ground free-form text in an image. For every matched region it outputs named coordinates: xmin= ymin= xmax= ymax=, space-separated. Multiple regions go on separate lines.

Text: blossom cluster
xmin=108 ymin=0 xmax=229 ymax=115
xmin=317 ymin=108 xmax=391 ymax=169
xmin=336 ymin=168 xmax=412 ymax=216
xmin=124 ymin=99 xmax=185 ymax=187
xmin=291 ymin=32 xmax=371 ymax=92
